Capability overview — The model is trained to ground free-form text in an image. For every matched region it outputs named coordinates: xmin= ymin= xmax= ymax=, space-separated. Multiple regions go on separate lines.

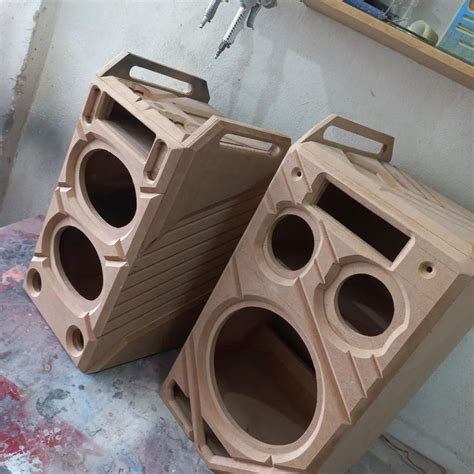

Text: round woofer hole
xmin=270 ymin=215 xmax=314 ymax=271
xmin=58 ymin=226 xmax=103 ymax=300
xmin=214 ymin=307 xmax=317 ymax=445
xmin=84 ymin=149 xmax=136 ymax=227
xmin=337 ymin=274 xmax=394 ymax=336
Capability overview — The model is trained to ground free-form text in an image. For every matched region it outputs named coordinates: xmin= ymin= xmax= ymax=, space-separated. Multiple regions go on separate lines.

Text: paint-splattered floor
xmin=0 ymin=217 xmax=443 ymax=474
xmin=0 ymin=217 xmax=209 ymax=474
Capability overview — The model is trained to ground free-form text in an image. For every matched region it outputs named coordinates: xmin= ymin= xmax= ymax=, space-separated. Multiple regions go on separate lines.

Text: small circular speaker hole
xmin=83 ymin=149 xmax=136 ymax=228
xmin=58 ymin=226 xmax=103 ymax=300
xmin=270 ymin=215 xmax=314 ymax=271
xmin=67 ymin=326 xmax=85 ymax=356
xmin=337 ymin=274 xmax=394 ymax=337
xmin=27 ymin=269 xmax=42 ymax=296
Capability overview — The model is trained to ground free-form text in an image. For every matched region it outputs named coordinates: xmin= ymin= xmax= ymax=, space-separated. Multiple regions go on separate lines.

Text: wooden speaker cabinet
xmin=24 ymin=52 xmax=290 ymax=373
xmin=162 ymin=115 xmax=473 ymax=473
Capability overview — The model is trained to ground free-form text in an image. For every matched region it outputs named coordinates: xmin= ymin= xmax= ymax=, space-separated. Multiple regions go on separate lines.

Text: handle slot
xmin=98 ymin=51 xmax=210 ymax=103
xmin=192 ymin=117 xmax=289 ymax=160
xmin=219 ymin=133 xmax=279 ymax=157
xmin=303 ymin=114 xmax=394 ymax=162
xmin=130 ymin=66 xmax=192 ymax=95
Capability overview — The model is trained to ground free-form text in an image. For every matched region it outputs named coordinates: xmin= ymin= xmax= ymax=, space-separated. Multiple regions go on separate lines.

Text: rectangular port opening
xmin=172 ymin=383 xmax=192 ymax=425
xmin=316 ymin=181 xmax=410 ymax=262
xmin=83 ymin=86 xmax=100 ymax=124
xmin=203 ymin=420 xmax=230 ymax=458
xmin=101 ymin=95 xmax=155 ymax=155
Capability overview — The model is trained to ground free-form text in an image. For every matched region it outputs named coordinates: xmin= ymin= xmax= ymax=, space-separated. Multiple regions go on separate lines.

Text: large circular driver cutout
xmin=83 ymin=149 xmax=136 ymax=228
xmin=270 ymin=215 xmax=314 ymax=271
xmin=337 ymin=274 xmax=394 ymax=337
xmin=58 ymin=226 xmax=103 ymax=300
xmin=214 ymin=307 xmax=317 ymax=445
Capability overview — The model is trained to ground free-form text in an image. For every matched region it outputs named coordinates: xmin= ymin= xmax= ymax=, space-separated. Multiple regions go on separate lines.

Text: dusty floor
xmin=0 ymin=217 xmax=443 ymax=474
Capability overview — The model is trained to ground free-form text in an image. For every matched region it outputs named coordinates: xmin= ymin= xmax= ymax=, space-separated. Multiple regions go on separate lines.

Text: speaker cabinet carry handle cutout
xmin=97 ymin=51 xmax=211 ymax=103
xmin=189 ymin=116 xmax=290 ymax=159
xmin=302 ymin=114 xmax=394 ymax=163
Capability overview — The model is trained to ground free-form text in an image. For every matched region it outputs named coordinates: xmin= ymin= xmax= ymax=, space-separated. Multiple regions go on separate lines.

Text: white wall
xmin=0 ymin=1 xmax=472 ymax=471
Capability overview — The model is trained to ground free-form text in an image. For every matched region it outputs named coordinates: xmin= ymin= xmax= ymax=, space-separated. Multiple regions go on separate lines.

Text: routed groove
xmin=113 ymin=251 xmax=234 ymax=314
xmin=128 ymin=221 xmax=249 ymax=284
xmin=117 ymin=236 xmax=241 ymax=303
xmin=141 ymin=191 xmax=262 ymax=256
xmin=165 ymin=188 xmax=265 ymax=235
xmin=104 ymin=276 xmax=221 ymax=335
xmin=135 ymin=204 xmax=259 ymax=267
xmin=111 ymin=262 xmax=228 ymax=321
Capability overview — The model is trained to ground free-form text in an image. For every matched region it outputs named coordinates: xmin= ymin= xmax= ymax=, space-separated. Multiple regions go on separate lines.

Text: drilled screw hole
xmin=291 ymin=167 xmax=303 ymax=181
xmin=419 ymin=261 xmax=436 ymax=279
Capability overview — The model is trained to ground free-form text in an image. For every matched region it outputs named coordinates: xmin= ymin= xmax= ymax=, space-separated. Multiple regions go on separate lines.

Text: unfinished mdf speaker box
xmin=24 ymin=52 xmax=290 ymax=373
xmin=162 ymin=115 xmax=473 ymax=473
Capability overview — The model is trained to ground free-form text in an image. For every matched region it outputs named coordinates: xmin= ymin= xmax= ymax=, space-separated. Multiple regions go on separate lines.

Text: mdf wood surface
xmin=304 ymin=0 xmax=474 ymax=89
xmin=161 ymin=115 xmax=473 ymax=473
xmin=24 ymin=52 xmax=290 ymax=373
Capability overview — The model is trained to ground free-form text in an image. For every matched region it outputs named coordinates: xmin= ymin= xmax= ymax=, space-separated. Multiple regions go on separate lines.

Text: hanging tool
xmin=200 ymin=0 xmax=277 ymax=59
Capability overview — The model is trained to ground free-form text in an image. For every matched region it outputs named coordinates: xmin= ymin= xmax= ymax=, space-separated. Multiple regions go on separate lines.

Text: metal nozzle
xmin=200 ymin=0 xmax=223 ymax=29
xmin=215 ymin=40 xmax=231 ymax=59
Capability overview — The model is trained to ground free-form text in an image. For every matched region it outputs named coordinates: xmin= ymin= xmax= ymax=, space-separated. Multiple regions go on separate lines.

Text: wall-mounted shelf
xmin=304 ymin=0 xmax=474 ymax=90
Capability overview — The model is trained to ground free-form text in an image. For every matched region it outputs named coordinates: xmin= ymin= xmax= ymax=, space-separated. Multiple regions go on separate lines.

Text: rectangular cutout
xmin=203 ymin=421 xmax=230 ymax=458
xmin=102 ymin=95 xmax=155 ymax=155
xmin=173 ymin=383 xmax=192 ymax=425
xmin=316 ymin=182 xmax=410 ymax=261
xmin=220 ymin=133 xmax=278 ymax=157
xmin=83 ymin=86 xmax=100 ymax=124
xmin=130 ymin=66 xmax=191 ymax=94
xmin=324 ymin=125 xmax=383 ymax=155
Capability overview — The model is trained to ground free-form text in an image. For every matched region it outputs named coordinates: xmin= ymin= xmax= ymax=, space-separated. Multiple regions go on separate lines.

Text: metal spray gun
xmin=200 ymin=0 xmax=277 ymax=58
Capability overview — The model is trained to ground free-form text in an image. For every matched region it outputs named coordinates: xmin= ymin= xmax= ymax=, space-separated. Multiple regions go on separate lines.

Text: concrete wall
xmin=0 ymin=0 xmax=472 ymax=471
xmin=0 ymin=0 xmax=58 ymax=206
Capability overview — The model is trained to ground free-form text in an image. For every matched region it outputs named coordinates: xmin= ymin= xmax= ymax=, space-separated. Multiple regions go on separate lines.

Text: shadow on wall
xmin=0 ymin=111 xmax=71 ymax=225
xmin=0 ymin=0 xmax=60 ymax=222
